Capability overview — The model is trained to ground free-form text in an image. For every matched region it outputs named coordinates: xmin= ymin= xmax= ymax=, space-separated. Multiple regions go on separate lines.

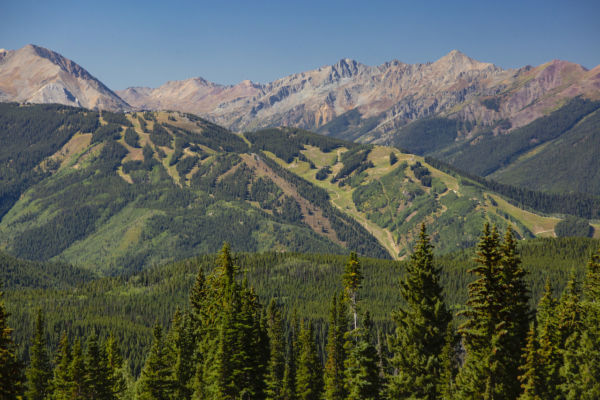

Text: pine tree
xmin=283 ymin=310 xmax=300 ymax=400
xmin=455 ymin=224 xmax=503 ymax=399
xmin=556 ymin=272 xmax=582 ymax=348
xmin=137 ymin=325 xmax=175 ymax=400
xmin=68 ymin=340 xmax=87 ymax=399
xmin=496 ymin=226 xmax=530 ymax=399
xmin=85 ymin=333 xmax=115 ymax=399
xmin=387 ymin=223 xmax=451 ymax=400
xmin=25 ymin=309 xmax=52 ymax=400
xmin=168 ymin=310 xmax=194 ymax=400
xmin=342 ymin=252 xmax=363 ymax=330
xmin=265 ymin=299 xmax=286 ymax=400
xmin=518 ymin=324 xmax=544 ymax=400
xmin=535 ymin=281 xmax=562 ymax=400
xmin=49 ymin=332 xmax=72 ymax=400
xmin=344 ymin=312 xmax=381 ymax=400
xmin=324 ymin=293 xmax=347 ymax=400
xmin=561 ymin=248 xmax=600 ymax=399
xmin=0 ymin=289 xmax=23 ymax=399
xmin=296 ymin=321 xmax=324 ymax=400
xmin=106 ymin=333 xmax=128 ymax=399
xmin=438 ymin=324 xmax=459 ymax=400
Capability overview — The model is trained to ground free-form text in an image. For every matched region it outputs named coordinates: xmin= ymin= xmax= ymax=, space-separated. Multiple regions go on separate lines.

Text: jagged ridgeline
xmin=0 ymin=103 xmax=598 ymax=272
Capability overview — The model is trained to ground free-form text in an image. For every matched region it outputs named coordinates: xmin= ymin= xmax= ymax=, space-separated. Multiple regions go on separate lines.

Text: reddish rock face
xmin=0 ymin=44 xmax=130 ymax=111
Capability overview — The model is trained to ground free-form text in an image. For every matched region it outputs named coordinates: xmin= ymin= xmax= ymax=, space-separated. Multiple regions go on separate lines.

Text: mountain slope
xmin=0 ymin=44 xmax=130 ymax=111
xmin=1 ymin=105 xmax=597 ymax=271
xmin=117 ymin=50 xmax=599 ymax=145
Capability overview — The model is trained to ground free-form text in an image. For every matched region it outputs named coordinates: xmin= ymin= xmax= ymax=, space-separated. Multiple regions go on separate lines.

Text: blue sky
xmin=2 ymin=0 xmax=599 ymax=89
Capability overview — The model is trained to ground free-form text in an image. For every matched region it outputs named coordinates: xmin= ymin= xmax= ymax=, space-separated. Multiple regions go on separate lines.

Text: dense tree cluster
xmin=3 ymin=226 xmax=598 ymax=399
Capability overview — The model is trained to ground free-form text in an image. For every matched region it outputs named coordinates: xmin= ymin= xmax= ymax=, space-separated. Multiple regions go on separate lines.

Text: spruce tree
xmin=518 ymin=324 xmax=544 ymax=400
xmin=387 ymin=223 xmax=451 ymax=400
xmin=85 ymin=333 xmax=115 ymax=399
xmin=68 ymin=340 xmax=87 ymax=399
xmin=283 ymin=310 xmax=300 ymax=400
xmin=137 ymin=325 xmax=175 ymax=400
xmin=296 ymin=321 xmax=324 ymax=400
xmin=344 ymin=312 xmax=381 ymax=400
xmin=168 ymin=310 xmax=194 ymax=400
xmin=25 ymin=309 xmax=52 ymax=400
xmin=324 ymin=293 xmax=347 ymax=400
xmin=497 ymin=227 xmax=530 ymax=399
xmin=535 ymin=281 xmax=562 ymax=400
xmin=49 ymin=332 xmax=72 ymax=400
xmin=265 ymin=299 xmax=286 ymax=400
xmin=561 ymin=248 xmax=600 ymax=399
xmin=438 ymin=324 xmax=459 ymax=400
xmin=0 ymin=289 xmax=23 ymax=399
xmin=342 ymin=252 xmax=363 ymax=330
xmin=105 ymin=333 xmax=128 ymax=399
xmin=455 ymin=224 xmax=503 ymax=399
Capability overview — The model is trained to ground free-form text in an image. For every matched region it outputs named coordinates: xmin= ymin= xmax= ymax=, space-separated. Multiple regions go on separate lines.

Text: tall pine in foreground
xmin=344 ymin=312 xmax=382 ymax=400
xmin=456 ymin=224 xmax=530 ymax=400
xmin=324 ymin=293 xmax=347 ymax=400
xmin=561 ymin=247 xmax=600 ymax=399
xmin=387 ymin=223 xmax=451 ymax=400
xmin=49 ymin=332 xmax=71 ymax=400
xmin=0 ymin=289 xmax=23 ymax=399
xmin=296 ymin=321 xmax=324 ymax=400
xmin=25 ymin=309 xmax=52 ymax=400
xmin=265 ymin=299 xmax=286 ymax=400
xmin=137 ymin=325 xmax=175 ymax=400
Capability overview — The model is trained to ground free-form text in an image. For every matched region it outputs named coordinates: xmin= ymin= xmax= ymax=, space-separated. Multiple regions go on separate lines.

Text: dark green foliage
xmin=518 ymin=324 xmax=544 ymax=400
xmin=92 ymin=123 xmax=122 ymax=143
xmin=411 ymin=161 xmax=432 ymax=187
xmin=555 ymin=216 xmax=593 ymax=238
xmin=25 ymin=310 xmax=52 ymax=400
xmin=101 ymin=111 xmax=133 ymax=127
xmin=315 ymin=166 xmax=331 ymax=181
xmin=333 ymin=146 xmax=374 ymax=183
xmin=265 ymin=300 xmax=286 ymax=400
xmin=481 ymin=98 xmax=501 ymax=112
xmin=0 ymin=290 xmax=23 ymax=399
xmin=137 ymin=325 xmax=175 ymax=400
xmin=175 ymin=155 xmax=198 ymax=178
xmin=85 ymin=334 xmax=115 ymax=399
xmin=0 ymin=103 xmax=99 ymax=219
xmin=245 ymin=127 xmax=350 ymax=163
xmin=387 ymin=224 xmax=451 ymax=400
xmin=493 ymin=108 xmax=600 ymax=195
xmin=261 ymin=154 xmax=390 ymax=259
xmin=456 ymin=225 xmax=530 ymax=400
xmin=344 ymin=312 xmax=382 ymax=400
xmin=150 ymin=123 xmax=172 ymax=148
xmin=389 ymin=152 xmax=398 ymax=166
xmin=68 ymin=340 xmax=87 ymax=399
xmin=250 ymin=177 xmax=282 ymax=209
xmin=393 ymin=117 xmax=459 ymax=155
xmin=296 ymin=321 xmax=323 ymax=400
xmin=164 ymin=121 xmax=248 ymax=153
xmin=324 ymin=294 xmax=348 ymax=400
xmin=441 ymin=97 xmax=600 ymax=176
xmin=124 ymin=127 xmax=140 ymax=148
xmin=49 ymin=332 xmax=71 ymax=400
xmin=277 ymin=196 xmax=303 ymax=224
xmin=425 ymin=156 xmax=600 ymax=219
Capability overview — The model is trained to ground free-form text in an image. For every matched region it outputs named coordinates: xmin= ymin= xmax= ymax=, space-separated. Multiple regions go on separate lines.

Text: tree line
xmin=2 ymin=224 xmax=599 ymax=399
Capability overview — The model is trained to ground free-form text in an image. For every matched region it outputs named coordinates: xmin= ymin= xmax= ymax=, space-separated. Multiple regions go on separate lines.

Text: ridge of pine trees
xmin=1 ymin=227 xmax=599 ymax=399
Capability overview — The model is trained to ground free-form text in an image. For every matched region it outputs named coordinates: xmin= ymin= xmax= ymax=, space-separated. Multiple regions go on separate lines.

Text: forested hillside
xmin=2 ymin=232 xmax=599 ymax=399
xmin=1 ymin=104 xmax=598 ymax=272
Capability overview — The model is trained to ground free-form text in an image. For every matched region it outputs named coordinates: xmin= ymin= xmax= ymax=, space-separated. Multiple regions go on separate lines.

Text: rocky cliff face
xmin=0 ymin=44 xmax=130 ymax=111
xmin=118 ymin=50 xmax=599 ymax=142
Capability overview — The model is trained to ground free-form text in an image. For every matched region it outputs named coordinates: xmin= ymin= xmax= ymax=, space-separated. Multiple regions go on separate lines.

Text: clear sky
xmin=2 ymin=0 xmax=599 ymax=89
